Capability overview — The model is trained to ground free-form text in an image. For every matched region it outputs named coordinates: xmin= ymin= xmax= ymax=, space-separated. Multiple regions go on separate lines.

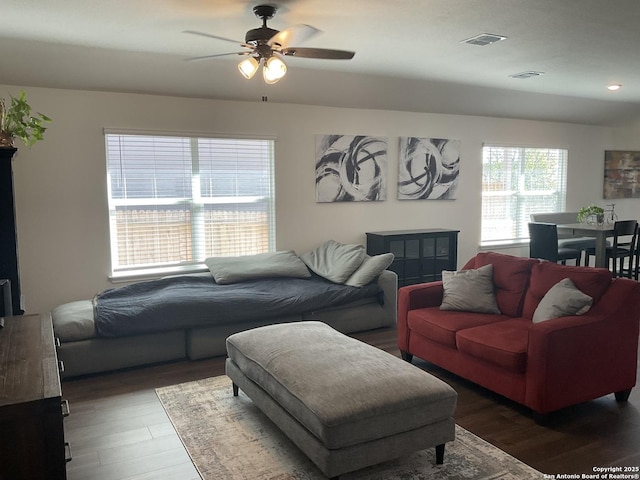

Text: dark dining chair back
xmin=586 ymin=219 xmax=638 ymax=277
xmin=612 ymin=220 xmax=638 ymax=278
xmin=632 ymin=231 xmax=640 ymax=280
xmin=528 ymin=222 xmax=581 ymax=264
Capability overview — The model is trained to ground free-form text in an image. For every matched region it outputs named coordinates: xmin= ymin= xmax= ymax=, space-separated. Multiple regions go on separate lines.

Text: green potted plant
xmin=0 ymin=90 xmax=52 ymax=148
xmin=577 ymin=204 xmax=605 ymax=224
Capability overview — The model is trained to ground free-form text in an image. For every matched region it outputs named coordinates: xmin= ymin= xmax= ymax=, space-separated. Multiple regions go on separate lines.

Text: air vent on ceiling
xmin=509 ymin=71 xmax=545 ymax=79
xmin=461 ymin=33 xmax=507 ymax=46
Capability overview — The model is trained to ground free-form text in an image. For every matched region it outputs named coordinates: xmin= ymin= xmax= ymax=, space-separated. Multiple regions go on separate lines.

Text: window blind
xmin=106 ymin=134 xmax=275 ymax=275
xmin=481 ymin=145 xmax=568 ymax=244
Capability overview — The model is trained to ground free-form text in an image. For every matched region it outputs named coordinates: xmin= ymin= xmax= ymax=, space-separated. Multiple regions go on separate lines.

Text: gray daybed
xmin=50 ymin=243 xmax=398 ymax=378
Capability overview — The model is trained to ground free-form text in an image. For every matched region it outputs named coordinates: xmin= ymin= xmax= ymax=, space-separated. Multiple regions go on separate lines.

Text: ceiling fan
xmin=183 ymin=4 xmax=356 ymax=84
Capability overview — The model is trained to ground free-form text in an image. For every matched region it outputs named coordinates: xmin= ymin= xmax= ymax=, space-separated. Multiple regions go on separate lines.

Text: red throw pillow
xmin=468 ymin=252 xmax=538 ymax=317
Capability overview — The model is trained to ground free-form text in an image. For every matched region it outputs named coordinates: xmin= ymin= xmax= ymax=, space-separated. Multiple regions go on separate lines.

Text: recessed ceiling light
xmin=607 ymin=84 xmax=622 ymax=91
xmin=461 ymin=33 xmax=507 ymax=46
xmin=509 ymin=71 xmax=545 ymax=79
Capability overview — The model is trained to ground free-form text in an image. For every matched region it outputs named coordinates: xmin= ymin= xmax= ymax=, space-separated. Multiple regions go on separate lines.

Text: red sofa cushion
xmin=407 ymin=307 xmax=511 ymax=348
xmin=456 ymin=319 xmax=531 ymax=374
xmin=522 ymin=262 xmax=613 ymax=319
xmin=464 ymin=251 xmax=538 ymax=317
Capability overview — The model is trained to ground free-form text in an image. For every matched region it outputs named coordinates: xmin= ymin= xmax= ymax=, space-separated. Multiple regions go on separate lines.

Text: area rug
xmin=156 ymin=376 xmax=542 ymax=480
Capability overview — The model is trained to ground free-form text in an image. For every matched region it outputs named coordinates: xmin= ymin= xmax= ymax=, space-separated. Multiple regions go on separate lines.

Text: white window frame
xmin=105 ymin=130 xmax=276 ymax=280
xmin=481 ymin=144 xmax=568 ymax=246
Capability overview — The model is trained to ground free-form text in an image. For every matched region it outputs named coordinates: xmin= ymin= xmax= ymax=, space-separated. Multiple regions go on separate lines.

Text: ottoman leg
xmin=232 ymin=382 xmax=239 ymax=397
xmin=435 ymin=443 xmax=445 ymax=464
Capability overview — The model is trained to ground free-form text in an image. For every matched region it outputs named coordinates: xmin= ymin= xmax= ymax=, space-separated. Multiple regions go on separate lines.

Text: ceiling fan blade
xmin=185 ymin=51 xmax=250 ymax=62
xmin=281 ymin=47 xmax=355 ymax=60
xmin=182 ymin=30 xmax=245 ymax=46
xmin=268 ymin=24 xmax=319 ymax=48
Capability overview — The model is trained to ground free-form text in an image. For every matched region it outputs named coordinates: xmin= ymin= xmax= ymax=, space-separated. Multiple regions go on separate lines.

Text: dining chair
xmin=619 ymin=223 xmax=640 ymax=280
xmin=585 ymin=220 xmax=638 ymax=277
xmin=529 ymin=212 xmax=597 ymax=262
xmin=528 ymin=222 xmax=581 ymax=265
xmin=634 ymin=233 xmax=640 ymax=280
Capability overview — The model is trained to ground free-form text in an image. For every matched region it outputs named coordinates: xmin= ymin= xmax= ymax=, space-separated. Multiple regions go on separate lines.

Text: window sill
xmin=110 ymin=264 xmax=209 ymax=284
xmin=480 ymin=240 xmax=529 ymax=250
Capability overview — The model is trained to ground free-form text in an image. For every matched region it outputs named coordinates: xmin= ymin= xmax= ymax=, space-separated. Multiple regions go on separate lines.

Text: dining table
xmin=556 ymin=222 xmax=615 ymax=268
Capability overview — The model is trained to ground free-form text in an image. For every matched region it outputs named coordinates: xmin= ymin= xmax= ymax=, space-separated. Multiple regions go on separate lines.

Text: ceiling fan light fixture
xmin=263 ymin=56 xmax=287 ymax=84
xmin=238 ymin=57 xmax=260 ymax=79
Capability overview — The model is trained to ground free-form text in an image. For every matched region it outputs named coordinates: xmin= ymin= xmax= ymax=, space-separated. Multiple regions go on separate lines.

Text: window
xmin=481 ymin=145 xmax=567 ymax=244
xmin=105 ymin=132 xmax=275 ymax=277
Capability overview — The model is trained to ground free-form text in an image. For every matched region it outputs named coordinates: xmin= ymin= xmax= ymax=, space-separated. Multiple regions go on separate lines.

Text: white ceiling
xmin=2 ymin=0 xmax=639 ymax=127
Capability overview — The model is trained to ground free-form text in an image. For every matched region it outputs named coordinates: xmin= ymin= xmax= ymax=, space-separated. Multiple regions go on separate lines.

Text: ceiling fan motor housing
xmin=245 ymin=26 xmax=279 ymax=45
xmin=246 ymin=5 xmax=279 ymax=45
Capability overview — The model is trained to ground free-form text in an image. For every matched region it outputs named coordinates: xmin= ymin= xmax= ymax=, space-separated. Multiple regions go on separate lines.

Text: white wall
xmin=3 ymin=84 xmax=628 ymax=314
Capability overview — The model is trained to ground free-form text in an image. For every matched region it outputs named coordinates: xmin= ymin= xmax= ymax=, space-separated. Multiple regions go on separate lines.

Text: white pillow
xmin=532 ymin=278 xmax=592 ymax=323
xmin=205 ymin=251 xmax=310 ymax=285
xmin=300 ymin=240 xmax=365 ymax=284
xmin=440 ymin=264 xmax=500 ymax=314
xmin=345 ymin=253 xmax=394 ymax=287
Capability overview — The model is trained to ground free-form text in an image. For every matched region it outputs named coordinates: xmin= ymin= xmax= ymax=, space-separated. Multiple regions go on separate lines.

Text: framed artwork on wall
xmin=398 ymin=137 xmax=460 ymax=200
xmin=315 ymin=134 xmax=387 ymax=202
xmin=604 ymin=150 xmax=640 ymax=199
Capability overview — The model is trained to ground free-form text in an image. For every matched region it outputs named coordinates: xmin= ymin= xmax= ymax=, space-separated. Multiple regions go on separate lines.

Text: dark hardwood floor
xmin=62 ymin=327 xmax=640 ymax=479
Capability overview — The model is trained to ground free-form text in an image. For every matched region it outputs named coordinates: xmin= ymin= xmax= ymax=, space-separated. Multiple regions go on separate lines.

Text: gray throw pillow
xmin=205 ymin=251 xmax=311 ymax=284
xmin=532 ymin=278 xmax=592 ymax=323
xmin=440 ymin=264 xmax=500 ymax=314
xmin=50 ymin=300 xmax=97 ymax=342
xmin=344 ymin=253 xmax=394 ymax=287
xmin=300 ymin=240 xmax=365 ymax=284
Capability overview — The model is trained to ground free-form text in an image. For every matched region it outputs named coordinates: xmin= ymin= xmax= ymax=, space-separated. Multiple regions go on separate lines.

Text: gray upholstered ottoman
xmin=225 ymin=321 xmax=457 ymax=478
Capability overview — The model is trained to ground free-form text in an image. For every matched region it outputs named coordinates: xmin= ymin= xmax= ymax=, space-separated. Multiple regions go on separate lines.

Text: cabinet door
xmin=421 ymin=233 xmax=457 ymax=282
xmin=421 ymin=236 xmax=439 ymax=282
xmin=388 ymin=239 xmax=406 ymax=280
xmin=403 ymin=238 xmax=421 ymax=284
xmin=387 ymin=238 xmax=421 ymax=287
xmin=435 ymin=234 xmax=453 ymax=274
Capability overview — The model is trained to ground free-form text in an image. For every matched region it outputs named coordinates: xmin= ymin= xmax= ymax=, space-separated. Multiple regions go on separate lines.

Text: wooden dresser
xmin=0 ymin=314 xmax=68 ymax=480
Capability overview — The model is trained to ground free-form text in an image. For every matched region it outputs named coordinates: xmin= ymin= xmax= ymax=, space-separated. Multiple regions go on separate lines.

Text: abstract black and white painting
xmin=398 ymin=137 xmax=460 ymax=200
xmin=315 ymin=135 xmax=387 ymax=202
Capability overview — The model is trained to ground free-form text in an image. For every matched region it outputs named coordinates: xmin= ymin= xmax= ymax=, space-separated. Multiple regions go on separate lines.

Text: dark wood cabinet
xmin=0 ymin=147 xmax=22 ymax=315
xmin=0 ymin=315 xmax=68 ymax=480
xmin=366 ymin=229 xmax=459 ymax=287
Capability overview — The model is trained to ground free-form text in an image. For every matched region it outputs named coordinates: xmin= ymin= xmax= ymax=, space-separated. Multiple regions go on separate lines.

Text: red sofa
xmin=398 ymin=251 xmax=640 ymax=419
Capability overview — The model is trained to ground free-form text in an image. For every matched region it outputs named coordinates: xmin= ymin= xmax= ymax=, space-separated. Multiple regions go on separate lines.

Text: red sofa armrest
xmin=525 ymin=278 xmax=640 ymax=414
xmin=397 ymin=281 xmax=444 ymax=351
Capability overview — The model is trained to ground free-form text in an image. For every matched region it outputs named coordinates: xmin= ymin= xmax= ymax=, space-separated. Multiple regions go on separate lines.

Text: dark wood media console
xmin=0 ymin=314 xmax=69 ymax=480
